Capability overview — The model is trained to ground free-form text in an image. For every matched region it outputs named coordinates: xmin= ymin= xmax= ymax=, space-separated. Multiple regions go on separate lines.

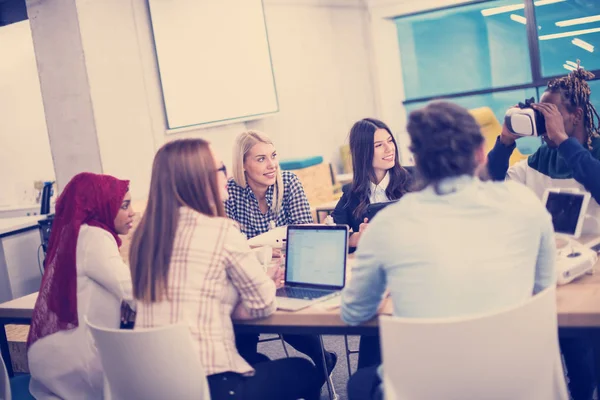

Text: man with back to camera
xmin=487 ymin=66 xmax=600 ymax=400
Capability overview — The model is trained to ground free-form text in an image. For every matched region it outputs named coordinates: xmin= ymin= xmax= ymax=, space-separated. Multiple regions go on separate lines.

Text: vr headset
xmin=504 ymin=97 xmax=546 ymax=137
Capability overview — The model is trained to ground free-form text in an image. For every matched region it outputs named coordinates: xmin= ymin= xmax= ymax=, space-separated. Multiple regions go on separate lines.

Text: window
xmin=404 ymin=89 xmax=542 ymax=154
xmin=397 ymin=0 xmax=600 ymax=157
xmin=396 ymin=0 xmax=531 ymax=100
xmin=404 ymin=89 xmax=536 ymax=124
xmin=535 ymin=0 xmax=600 ymax=78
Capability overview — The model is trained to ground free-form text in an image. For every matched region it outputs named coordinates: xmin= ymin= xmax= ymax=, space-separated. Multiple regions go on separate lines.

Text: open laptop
xmin=276 ymin=225 xmax=348 ymax=311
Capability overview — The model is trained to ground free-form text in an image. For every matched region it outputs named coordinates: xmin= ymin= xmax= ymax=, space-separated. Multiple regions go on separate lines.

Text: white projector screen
xmin=148 ymin=0 xmax=279 ymax=130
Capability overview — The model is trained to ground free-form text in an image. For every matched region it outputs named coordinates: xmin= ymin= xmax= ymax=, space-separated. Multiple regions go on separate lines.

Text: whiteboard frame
xmin=147 ymin=0 xmax=279 ymax=132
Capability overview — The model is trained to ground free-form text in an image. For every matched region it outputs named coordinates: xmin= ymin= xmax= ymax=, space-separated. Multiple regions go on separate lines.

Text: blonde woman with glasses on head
xmin=129 ymin=138 xmax=321 ymax=400
xmin=225 ymin=130 xmax=338 ymax=385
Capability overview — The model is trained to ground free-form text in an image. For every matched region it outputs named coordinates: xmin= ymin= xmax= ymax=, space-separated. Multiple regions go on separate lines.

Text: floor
xmin=258 ymin=334 xmax=358 ymax=400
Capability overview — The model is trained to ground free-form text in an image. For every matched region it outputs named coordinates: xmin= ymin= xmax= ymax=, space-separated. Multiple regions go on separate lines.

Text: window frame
xmin=397 ymin=0 xmax=600 ymax=106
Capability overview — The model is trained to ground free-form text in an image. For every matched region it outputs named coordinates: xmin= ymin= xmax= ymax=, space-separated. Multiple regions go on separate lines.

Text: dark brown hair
xmin=348 ymin=118 xmax=411 ymax=219
xmin=407 ymin=101 xmax=484 ymax=192
xmin=546 ymin=64 xmax=600 ymax=149
xmin=129 ymin=139 xmax=225 ymax=302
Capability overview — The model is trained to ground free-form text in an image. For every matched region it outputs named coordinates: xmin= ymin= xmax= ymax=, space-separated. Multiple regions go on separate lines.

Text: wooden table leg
xmin=0 ymin=322 xmax=14 ymax=377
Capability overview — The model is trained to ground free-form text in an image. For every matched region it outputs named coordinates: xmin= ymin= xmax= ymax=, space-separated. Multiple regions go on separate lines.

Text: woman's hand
xmin=267 ymin=264 xmax=285 ymax=289
xmin=359 ymin=218 xmax=369 ymax=233
xmin=349 ymin=218 xmax=369 ymax=248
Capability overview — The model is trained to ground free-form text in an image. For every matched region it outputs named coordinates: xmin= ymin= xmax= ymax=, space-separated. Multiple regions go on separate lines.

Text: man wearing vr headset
xmin=487 ymin=67 xmax=600 ymax=400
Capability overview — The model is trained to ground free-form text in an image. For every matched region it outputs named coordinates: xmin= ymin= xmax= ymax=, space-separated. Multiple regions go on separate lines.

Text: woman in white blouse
xmin=27 ymin=172 xmax=135 ymax=399
xmin=129 ymin=138 xmax=321 ymax=400
xmin=332 ymin=118 xmax=412 ymax=250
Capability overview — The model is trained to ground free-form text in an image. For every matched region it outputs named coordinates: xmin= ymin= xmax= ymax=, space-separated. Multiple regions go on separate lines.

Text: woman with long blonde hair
xmin=225 ymin=130 xmax=313 ymax=237
xmin=129 ymin=138 xmax=321 ymax=400
xmin=225 ymin=130 xmax=337 ymax=384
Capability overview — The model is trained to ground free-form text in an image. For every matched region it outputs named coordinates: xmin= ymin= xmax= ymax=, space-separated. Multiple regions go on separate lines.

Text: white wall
xmin=82 ymin=0 xmax=377 ymax=200
xmin=5 ymin=0 xmax=377 ymax=204
xmin=0 ymin=21 xmax=54 ymax=207
xmin=248 ymin=0 xmax=376 ymax=166
xmin=4 ymin=0 xmax=487 ymax=205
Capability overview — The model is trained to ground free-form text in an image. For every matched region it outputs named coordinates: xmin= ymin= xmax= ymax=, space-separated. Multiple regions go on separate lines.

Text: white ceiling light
xmin=540 ymin=27 xmax=600 ymax=40
xmin=481 ymin=0 xmax=565 ymax=17
xmin=481 ymin=4 xmax=523 ymax=17
xmin=556 ymin=15 xmax=600 ymax=27
xmin=510 ymin=14 xmax=527 ymax=24
xmin=534 ymin=0 xmax=566 ymax=5
xmin=564 ymin=63 xmax=576 ymax=71
xmin=572 ymin=38 xmax=595 ymax=52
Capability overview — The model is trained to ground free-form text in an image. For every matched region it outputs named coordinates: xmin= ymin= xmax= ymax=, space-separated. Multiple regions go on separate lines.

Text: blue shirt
xmin=225 ymin=171 xmax=313 ymax=239
xmin=341 ymin=175 xmax=556 ymax=326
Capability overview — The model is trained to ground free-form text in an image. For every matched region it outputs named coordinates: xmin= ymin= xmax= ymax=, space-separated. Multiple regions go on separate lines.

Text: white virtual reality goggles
xmin=504 ymin=98 xmax=546 ymax=137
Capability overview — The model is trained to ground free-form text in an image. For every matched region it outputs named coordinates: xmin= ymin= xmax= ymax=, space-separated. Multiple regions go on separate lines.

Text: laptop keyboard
xmin=276 ymin=287 xmax=336 ymax=300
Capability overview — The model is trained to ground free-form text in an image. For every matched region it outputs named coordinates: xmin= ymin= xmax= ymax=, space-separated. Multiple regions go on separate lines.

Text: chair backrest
xmin=86 ymin=319 xmax=210 ymax=400
xmin=379 ymin=286 xmax=568 ymax=400
xmin=0 ymin=352 xmax=10 ymax=400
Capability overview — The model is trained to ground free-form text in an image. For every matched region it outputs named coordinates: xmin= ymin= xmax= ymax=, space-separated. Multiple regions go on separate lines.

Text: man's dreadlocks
xmin=546 ymin=62 xmax=600 ymax=149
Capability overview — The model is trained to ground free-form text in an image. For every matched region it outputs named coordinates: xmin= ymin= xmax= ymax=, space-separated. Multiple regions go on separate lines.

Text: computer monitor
xmin=542 ymin=189 xmax=591 ymax=238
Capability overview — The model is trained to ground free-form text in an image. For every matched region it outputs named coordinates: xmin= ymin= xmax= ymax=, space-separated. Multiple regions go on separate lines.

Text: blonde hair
xmin=232 ymin=130 xmax=284 ymax=214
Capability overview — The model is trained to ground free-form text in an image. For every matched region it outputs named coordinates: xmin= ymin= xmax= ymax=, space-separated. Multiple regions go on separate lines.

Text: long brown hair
xmin=129 ymin=139 xmax=225 ymax=302
xmin=348 ymin=118 xmax=411 ymax=219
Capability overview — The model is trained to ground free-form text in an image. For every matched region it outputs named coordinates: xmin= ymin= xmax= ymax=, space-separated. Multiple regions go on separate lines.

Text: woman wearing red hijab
xmin=27 ymin=172 xmax=136 ymax=399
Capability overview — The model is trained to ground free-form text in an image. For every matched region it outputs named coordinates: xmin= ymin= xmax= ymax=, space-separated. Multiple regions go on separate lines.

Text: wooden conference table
xmin=3 ymin=250 xmax=600 ymax=377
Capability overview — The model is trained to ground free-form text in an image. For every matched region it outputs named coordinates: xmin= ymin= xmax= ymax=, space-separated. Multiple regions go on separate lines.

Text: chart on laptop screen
xmin=286 ymin=229 xmax=346 ymax=287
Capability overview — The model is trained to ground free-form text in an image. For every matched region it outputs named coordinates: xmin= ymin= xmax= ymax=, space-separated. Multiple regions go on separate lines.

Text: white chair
xmin=86 ymin=319 xmax=210 ymax=400
xmin=379 ymin=286 xmax=568 ymax=400
xmin=1 ymin=351 xmax=8 ymax=400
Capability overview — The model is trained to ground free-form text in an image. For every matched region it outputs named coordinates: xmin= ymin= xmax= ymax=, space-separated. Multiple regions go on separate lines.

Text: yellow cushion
xmin=469 ymin=107 xmax=528 ymax=167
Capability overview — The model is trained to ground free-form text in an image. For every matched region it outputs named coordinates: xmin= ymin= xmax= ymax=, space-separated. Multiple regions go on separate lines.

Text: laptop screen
xmin=285 ymin=226 xmax=347 ymax=288
xmin=545 ymin=191 xmax=585 ymax=235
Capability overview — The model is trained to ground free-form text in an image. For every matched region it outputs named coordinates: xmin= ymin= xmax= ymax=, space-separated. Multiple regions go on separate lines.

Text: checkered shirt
xmin=225 ymin=171 xmax=314 ymax=239
xmin=135 ymin=207 xmax=277 ymax=376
